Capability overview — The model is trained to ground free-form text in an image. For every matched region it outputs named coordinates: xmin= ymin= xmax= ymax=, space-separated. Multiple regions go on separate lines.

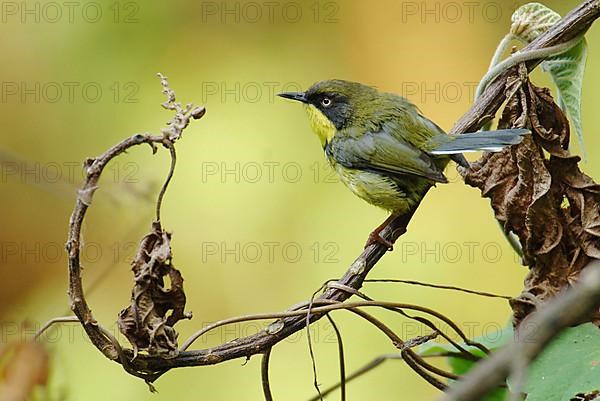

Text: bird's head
xmin=278 ymin=79 xmax=379 ymax=145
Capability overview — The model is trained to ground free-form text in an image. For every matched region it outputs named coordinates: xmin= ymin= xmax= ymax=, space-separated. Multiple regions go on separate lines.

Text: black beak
xmin=277 ymin=91 xmax=308 ymax=103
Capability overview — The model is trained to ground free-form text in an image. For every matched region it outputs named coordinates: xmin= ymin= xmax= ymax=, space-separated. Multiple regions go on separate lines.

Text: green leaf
xmin=510 ymin=3 xmax=560 ymax=43
xmin=419 ymin=324 xmax=516 ymax=401
xmin=541 ymin=39 xmax=588 ymax=159
xmin=420 ymin=323 xmax=600 ymax=400
xmin=510 ymin=2 xmax=588 ymax=157
xmin=419 ymin=324 xmax=513 ymax=358
xmin=446 ymin=353 xmax=512 ymax=401
xmin=511 ymin=323 xmax=600 ymax=401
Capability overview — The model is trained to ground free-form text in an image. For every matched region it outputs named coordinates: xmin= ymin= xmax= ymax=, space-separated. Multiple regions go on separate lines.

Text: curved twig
xmin=307 ymin=354 xmax=402 ymax=401
xmin=65 ymin=74 xmax=205 ymax=377
xmin=261 ymin=349 xmax=274 ymax=401
xmin=34 ymin=316 xmax=80 ymax=340
xmin=488 ymin=33 xmax=516 ymax=71
xmin=325 ymin=314 xmax=346 ymax=401
xmin=474 ymin=35 xmax=584 ymax=101
xmin=155 ymin=140 xmax=176 ymax=223
xmin=327 ymin=282 xmax=481 ymax=358
xmin=346 ymin=309 xmax=448 ymax=391
xmin=306 ymin=286 xmax=324 ymax=401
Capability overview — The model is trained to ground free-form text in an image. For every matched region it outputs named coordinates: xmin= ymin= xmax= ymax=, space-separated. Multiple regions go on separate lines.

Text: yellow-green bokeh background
xmin=1 ymin=1 xmax=599 ymax=400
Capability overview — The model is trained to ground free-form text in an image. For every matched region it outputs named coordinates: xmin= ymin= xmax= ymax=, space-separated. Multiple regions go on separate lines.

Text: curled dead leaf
xmin=463 ymin=76 xmax=600 ymax=324
xmin=118 ymin=223 xmax=191 ymax=356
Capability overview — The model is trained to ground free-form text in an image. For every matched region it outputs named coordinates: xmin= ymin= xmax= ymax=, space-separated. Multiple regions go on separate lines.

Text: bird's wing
xmin=328 ymin=127 xmax=448 ymax=183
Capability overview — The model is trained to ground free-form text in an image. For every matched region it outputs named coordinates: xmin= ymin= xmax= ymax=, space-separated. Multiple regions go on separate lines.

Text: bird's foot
xmin=364 ymin=213 xmax=398 ymax=251
xmin=365 ymin=231 xmax=394 ymax=251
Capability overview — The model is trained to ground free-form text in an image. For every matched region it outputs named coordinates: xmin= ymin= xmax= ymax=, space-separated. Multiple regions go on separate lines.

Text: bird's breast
xmin=327 ymin=157 xmax=428 ymax=214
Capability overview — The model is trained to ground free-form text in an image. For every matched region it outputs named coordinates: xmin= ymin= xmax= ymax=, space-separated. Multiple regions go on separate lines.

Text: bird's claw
xmin=365 ymin=232 xmax=394 ymax=251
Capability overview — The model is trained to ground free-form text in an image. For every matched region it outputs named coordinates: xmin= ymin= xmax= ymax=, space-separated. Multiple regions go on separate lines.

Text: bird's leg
xmin=365 ymin=213 xmax=398 ymax=251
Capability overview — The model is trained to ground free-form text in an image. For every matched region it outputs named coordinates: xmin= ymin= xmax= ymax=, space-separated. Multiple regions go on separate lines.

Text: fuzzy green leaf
xmin=510 ymin=323 xmax=600 ymax=401
xmin=541 ymin=39 xmax=588 ymax=158
xmin=419 ymin=325 xmax=515 ymax=401
xmin=510 ymin=2 xmax=588 ymax=157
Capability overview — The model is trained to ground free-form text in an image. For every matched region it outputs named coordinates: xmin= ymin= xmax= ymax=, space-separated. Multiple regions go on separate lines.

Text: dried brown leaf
xmin=118 ymin=223 xmax=191 ymax=356
xmin=463 ymin=77 xmax=600 ymax=324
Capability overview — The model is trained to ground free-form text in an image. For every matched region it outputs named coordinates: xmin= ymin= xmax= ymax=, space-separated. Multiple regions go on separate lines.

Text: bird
xmin=278 ymin=79 xmax=528 ymax=250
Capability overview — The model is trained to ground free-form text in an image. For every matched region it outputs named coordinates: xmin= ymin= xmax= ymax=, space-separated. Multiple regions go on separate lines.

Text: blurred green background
xmin=1 ymin=0 xmax=598 ymax=399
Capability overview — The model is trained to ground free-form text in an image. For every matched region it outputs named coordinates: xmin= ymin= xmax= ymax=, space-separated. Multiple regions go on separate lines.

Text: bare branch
xmin=65 ymin=74 xmax=205 ymax=375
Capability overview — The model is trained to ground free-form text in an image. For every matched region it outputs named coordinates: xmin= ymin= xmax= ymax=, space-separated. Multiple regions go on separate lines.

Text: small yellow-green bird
xmin=278 ymin=80 xmax=528 ymax=249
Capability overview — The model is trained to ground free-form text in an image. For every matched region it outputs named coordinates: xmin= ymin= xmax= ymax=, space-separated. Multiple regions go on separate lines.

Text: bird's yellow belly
xmin=331 ymin=161 xmax=424 ymax=214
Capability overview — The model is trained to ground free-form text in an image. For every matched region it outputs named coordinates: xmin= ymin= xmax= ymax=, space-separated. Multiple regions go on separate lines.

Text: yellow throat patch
xmin=305 ymin=104 xmax=336 ymax=146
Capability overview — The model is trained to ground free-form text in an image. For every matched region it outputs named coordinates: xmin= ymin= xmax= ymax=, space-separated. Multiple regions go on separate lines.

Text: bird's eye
xmin=321 ymin=97 xmax=332 ymax=107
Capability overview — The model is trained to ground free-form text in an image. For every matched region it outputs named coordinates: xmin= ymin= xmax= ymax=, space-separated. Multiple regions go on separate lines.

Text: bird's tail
xmin=428 ymin=128 xmax=530 ymax=168
xmin=429 ymin=129 xmax=530 ymax=155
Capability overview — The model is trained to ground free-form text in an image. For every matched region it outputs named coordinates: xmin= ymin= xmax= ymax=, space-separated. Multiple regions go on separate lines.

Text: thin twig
xmin=62 ymin=212 xmax=150 ymax=316
xmin=325 ymin=282 xmax=476 ymax=357
xmin=346 ymin=309 xmax=449 ymax=390
xmin=261 ymin=349 xmax=274 ymax=401
xmin=309 ymin=330 xmax=445 ymax=401
xmin=420 ymin=351 xmax=481 ymax=360
xmin=402 ymin=349 xmax=447 ymax=391
xmin=155 ymin=140 xmax=176 ymax=223
xmin=325 ymin=314 xmax=346 ymax=401
xmin=307 ymin=354 xmax=402 ymax=401
xmin=306 ymin=286 xmax=324 ymax=401
xmin=346 ymin=287 xmax=488 ymax=356
xmin=34 ymin=316 xmax=80 ymax=340
xmin=365 ymin=279 xmax=512 ymax=300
